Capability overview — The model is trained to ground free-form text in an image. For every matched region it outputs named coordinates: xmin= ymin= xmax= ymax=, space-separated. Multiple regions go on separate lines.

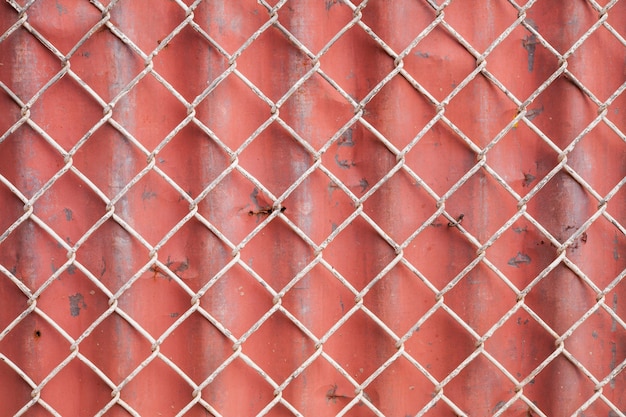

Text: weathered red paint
xmin=1 ymin=1 xmax=625 ymax=416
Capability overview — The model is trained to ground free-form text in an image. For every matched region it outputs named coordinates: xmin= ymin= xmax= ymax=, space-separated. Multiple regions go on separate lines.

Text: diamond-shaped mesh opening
xmin=202 ymin=357 xmax=276 ymax=416
xmin=70 ymin=27 xmax=145 ymax=104
xmin=322 ymin=122 xmax=398 ymax=198
xmin=524 ymin=354 xmax=596 ymax=416
xmin=446 ymin=75 xmax=517 ymax=149
xmin=237 ymin=25 xmax=313 ymax=102
xmin=115 ymin=170 xmax=191 ymax=245
xmin=2 ymin=1 xmax=625 ymax=415
xmin=324 ymin=216 xmax=396 ymax=291
xmin=33 ymin=171 xmax=107 ymax=245
xmin=192 ymin=1 xmax=268 ymax=54
xmin=324 ymin=309 xmax=397 ymax=384
xmin=245 ymin=311 xmax=316 ymax=383
xmin=406 ymin=121 xmax=477 ymax=196
xmin=364 ymin=355 xmax=434 ymax=416
xmin=152 ymin=25 xmax=229 ymax=102
xmin=123 ymin=358 xmax=193 ymax=416
xmin=530 ymin=76 xmax=599 ymax=149
xmin=527 ymin=1 xmax=597 ymax=55
xmin=487 ymin=119 xmax=560 ymax=196
xmin=282 ymin=169 xmax=355 ymax=245
xmin=281 ymin=263 xmax=354 ymax=337
xmin=114 ymin=73 xmax=188 ymax=151
xmin=280 ymin=72 xmax=355 ymax=150
xmin=277 ymin=0 xmax=354 ymax=55
xmin=29 ymin=75 xmax=104 ymax=150
xmin=25 ymin=0 xmax=101 ymax=56
xmin=79 ymin=313 xmax=154 ymax=385
xmin=200 ymin=262 xmax=274 ymax=338
xmin=487 ymin=22 xmax=561 ymax=100
xmin=239 ymin=121 xmax=314 ymax=197
xmin=0 ymin=125 xmax=64 ymax=199
xmin=487 ymin=309 xmax=556 ymax=380
xmin=444 ymin=355 xmax=516 ymax=416
xmin=0 ymin=357 xmax=32 ymax=416
xmin=525 ymin=264 xmax=599 ymax=335
xmin=109 ymin=0 xmax=186 ymax=55
xmin=403 ymin=24 xmax=476 ymax=102
xmin=404 ymin=308 xmax=476 ymax=381
xmin=0 ymin=27 xmax=60 ymax=102
xmin=363 ymin=74 xmax=437 ymax=149
xmin=320 ymin=24 xmax=396 ymax=101
xmin=0 ymin=313 xmax=70 ymax=383
xmin=281 ymin=356 xmax=354 ymax=416
xmin=364 ymin=263 xmax=436 ymax=336
xmin=195 ymin=73 xmax=270 ymax=150
xmin=444 ymin=263 xmax=516 ymax=335
xmin=36 ymin=267 xmax=110 ymax=339
xmin=0 ymin=219 xmax=68 ymax=291
xmin=360 ymin=0 xmax=436 ymax=53
xmin=444 ymin=0 xmax=519 ymax=53
xmin=41 ymin=359 xmax=113 ymax=416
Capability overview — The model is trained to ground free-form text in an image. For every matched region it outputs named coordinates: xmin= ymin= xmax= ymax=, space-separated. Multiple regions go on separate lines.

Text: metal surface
xmin=0 ymin=0 xmax=625 ymax=416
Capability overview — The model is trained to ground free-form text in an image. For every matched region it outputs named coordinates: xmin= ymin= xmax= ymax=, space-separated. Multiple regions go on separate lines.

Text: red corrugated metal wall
xmin=1 ymin=0 xmax=625 ymax=416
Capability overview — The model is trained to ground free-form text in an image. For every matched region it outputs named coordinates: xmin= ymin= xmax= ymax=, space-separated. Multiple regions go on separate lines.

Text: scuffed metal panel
xmin=0 ymin=1 xmax=625 ymax=416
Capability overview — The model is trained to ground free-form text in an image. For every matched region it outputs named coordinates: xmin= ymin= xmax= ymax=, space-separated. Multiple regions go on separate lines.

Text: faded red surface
xmin=0 ymin=1 xmax=625 ymax=416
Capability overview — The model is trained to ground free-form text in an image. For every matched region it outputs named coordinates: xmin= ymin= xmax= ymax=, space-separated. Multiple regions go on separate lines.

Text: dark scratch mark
xmin=611 ymin=293 xmax=618 ymax=332
xmin=64 ymin=208 xmax=73 ymax=221
xmin=337 ymin=129 xmax=354 ymax=147
xmin=335 ymin=154 xmax=354 ymax=169
xmin=326 ymin=384 xmax=350 ymax=403
xmin=513 ymin=226 xmax=528 ymax=233
xmin=522 ymin=19 xmax=538 ymax=72
xmin=100 ymin=257 xmax=107 ymax=277
xmin=250 ymin=187 xmax=261 ymax=208
xmin=508 ymin=252 xmax=531 ymax=267
xmin=55 ymin=0 xmax=68 ymax=15
xmin=150 ymin=265 xmax=170 ymax=281
xmin=610 ymin=341 xmax=617 ymax=388
xmin=526 ymin=105 xmax=544 ymax=121
xmin=69 ymin=293 xmax=87 ymax=317
xmin=492 ymin=401 xmax=506 ymax=413
xmin=248 ymin=206 xmax=286 ymax=216
xmin=358 ymin=178 xmax=369 ymax=193
xmin=523 ymin=172 xmax=536 ymax=187
xmin=142 ymin=189 xmax=157 ymax=200
xmin=448 ymin=214 xmax=464 ymax=227
xmin=165 ymin=256 xmax=189 ymax=277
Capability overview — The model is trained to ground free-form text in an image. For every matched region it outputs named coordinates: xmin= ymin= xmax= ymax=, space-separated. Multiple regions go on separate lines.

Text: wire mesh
xmin=0 ymin=0 xmax=625 ymax=416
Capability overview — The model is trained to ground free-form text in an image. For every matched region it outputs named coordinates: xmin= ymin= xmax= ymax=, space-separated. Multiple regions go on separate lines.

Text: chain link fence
xmin=0 ymin=0 xmax=625 ymax=415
